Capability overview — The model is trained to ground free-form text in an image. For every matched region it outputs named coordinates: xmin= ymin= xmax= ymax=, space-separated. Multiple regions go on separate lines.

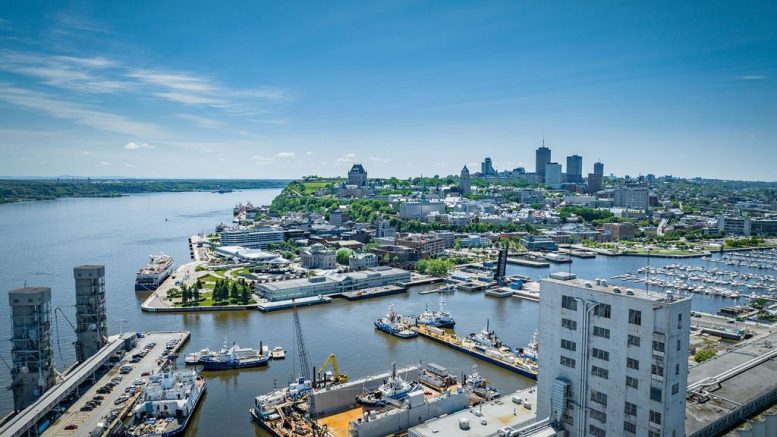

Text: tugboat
xmin=135 ymin=254 xmax=174 ymax=291
xmin=416 ymin=296 xmax=456 ymax=328
xmin=126 ymin=370 xmax=206 ymax=436
xmin=464 ymin=365 xmax=500 ymax=400
xmin=200 ymin=342 xmax=269 ymax=371
xmin=269 ymin=346 xmax=286 ymax=360
xmin=374 ymin=305 xmax=418 ymax=338
xmin=469 ymin=319 xmax=503 ymax=348
xmin=357 ymin=362 xmax=419 ymax=407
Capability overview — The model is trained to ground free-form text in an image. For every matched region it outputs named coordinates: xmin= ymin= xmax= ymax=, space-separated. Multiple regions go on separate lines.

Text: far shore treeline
xmin=0 ymin=178 xmax=291 ymax=204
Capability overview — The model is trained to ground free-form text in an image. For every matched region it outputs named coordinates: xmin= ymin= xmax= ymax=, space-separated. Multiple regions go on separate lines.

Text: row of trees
xmin=416 ymin=258 xmax=455 ymax=276
xmin=211 ymin=277 xmax=252 ymax=304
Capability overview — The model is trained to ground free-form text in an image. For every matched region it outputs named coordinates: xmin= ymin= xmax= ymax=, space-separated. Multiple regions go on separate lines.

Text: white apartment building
xmin=399 ymin=201 xmax=446 ymax=220
xmin=537 ymin=273 xmax=691 ymax=437
xmin=219 ymin=226 xmax=285 ymax=249
xmin=545 ymin=163 xmax=562 ymax=189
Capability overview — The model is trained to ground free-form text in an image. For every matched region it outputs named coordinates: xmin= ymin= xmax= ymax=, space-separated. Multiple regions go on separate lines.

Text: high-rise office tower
xmin=481 ymin=157 xmax=496 ymax=177
xmin=587 ymin=173 xmax=603 ymax=193
xmin=594 ymin=161 xmax=604 ymax=176
xmin=8 ymin=287 xmax=56 ymax=411
xmin=566 ymin=155 xmax=583 ymax=183
xmin=74 ymin=265 xmax=108 ymax=362
xmin=545 ymin=162 xmax=562 ymax=189
xmin=537 ymin=274 xmax=690 ymax=437
xmin=536 ymin=144 xmax=552 ymax=180
xmin=459 ymin=165 xmax=471 ymax=195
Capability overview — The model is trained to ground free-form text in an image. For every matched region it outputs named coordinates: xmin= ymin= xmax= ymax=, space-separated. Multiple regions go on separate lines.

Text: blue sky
xmin=0 ymin=1 xmax=775 ymax=180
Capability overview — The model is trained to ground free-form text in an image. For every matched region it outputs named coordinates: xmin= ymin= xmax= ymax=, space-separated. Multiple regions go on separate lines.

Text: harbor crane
xmin=291 ymin=300 xmax=327 ymax=436
xmin=317 ymin=354 xmax=348 ymax=387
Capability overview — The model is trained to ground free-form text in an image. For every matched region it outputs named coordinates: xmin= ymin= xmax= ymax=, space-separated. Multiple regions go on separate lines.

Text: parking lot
xmin=43 ymin=332 xmax=188 ymax=437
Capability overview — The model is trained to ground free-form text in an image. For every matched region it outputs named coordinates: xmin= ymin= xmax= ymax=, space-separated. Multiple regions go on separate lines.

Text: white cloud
xmin=0 ymin=84 xmax=162 ymax=137
xmin=738 ymin=75 xmax=767 ymax=81
xmin=251 ymin=155 xmax=274 ymax=165
xmin=124 ymin=142 xmax=155 ymax=150
xmin=100 ymin=161 xmax=111 ymax=166
xmin=124 ymin=164 xmax=135 ymax=168
xmin=336 ymin=153 xmax=358 ymax=164
xmin=276 ymin=152 xmax=296 ymax=158
xmin=79 ymin=150 xmax=90 ymax=156
xmin=306 ymin=151 xmax=314 ymax=156
xmin=368 ymin=156 xmax=392 ymax=164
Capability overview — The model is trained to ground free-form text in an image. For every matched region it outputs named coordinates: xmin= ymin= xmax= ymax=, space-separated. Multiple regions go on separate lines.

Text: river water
xmin=0 ymin=189 xmax=759 ymax=435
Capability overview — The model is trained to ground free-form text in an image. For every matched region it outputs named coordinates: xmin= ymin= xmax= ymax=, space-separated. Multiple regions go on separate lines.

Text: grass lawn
xmin=302 ymin=179 xmax=340 ymax=193
xmin=174 ymin=291 xmax=250 ymax=307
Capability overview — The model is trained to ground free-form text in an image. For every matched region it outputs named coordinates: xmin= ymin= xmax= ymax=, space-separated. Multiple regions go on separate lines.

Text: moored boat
xmin=126 ymin=370 xmax=205 ymax=437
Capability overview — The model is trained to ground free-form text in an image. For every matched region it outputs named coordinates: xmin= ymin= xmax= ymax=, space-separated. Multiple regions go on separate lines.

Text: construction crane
xmin=317 ymin=354 xmax=348 ymax=387
xmin=291 ymin=300 xmax=326 ymax=436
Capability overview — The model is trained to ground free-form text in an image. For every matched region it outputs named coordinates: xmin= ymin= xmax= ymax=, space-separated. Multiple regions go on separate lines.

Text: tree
xmin=192 ymin=287 xmax=200 ymax=302
xmin=453 ymin=239 xmax=461 ymax=250
xmin=416 ymin=259 xmax=429 ymax=274
xmin=241 ymin=288 xmax=250 ymax=304
xmin=336 ymin=248 xmax=352 ymax=265
xmin=230 ymin=282 xmax=239 ymax=301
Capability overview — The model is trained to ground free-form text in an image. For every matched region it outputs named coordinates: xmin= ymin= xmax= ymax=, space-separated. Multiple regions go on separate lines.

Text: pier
xmin=1 ymin=331 xmax=189 ymax=437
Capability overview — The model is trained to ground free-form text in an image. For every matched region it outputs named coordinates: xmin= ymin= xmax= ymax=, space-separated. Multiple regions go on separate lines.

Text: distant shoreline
xmin=0 ymin=178 xmax=291 ymax=205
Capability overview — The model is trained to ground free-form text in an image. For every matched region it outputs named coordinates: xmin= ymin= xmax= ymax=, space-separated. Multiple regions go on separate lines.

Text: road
xmin=43 ymin=332 xmax=187 ymax=437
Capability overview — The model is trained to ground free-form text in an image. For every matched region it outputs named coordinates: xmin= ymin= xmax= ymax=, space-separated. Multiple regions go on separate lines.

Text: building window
xmin=672 ymin=383 xmax=679 ymax=395
xmin=561 ymin=339 xmax=576 ymax=351
xmin=649 ymin=410 xmax=662 ymax=425
xmin=594 ymin=303 xmax=611 ymax=318
xmin=561 ymin=318 xmax=577 ymax=330
xmin=650 ymin=386 xmax=662 ymax=402
xmin=652 ymin=341 xmax=665 ymax=353
xmin=629 ymin=309 xmax=642 ymax=325
xmin=593 ymin=326 xmax=610 ymax=339
xmin=649 ymin=431 xmax=661 ymax=437
xmin=562 ymin=413 xmax=574 ymax=426
xmin=675 ymin=364 xmax=680 ymax=375
xmin=678 ymin=313 xmax=683 ymax=329
xmin=562 ymin=295 xmax=577 ymax=311
xmin=560 ymin=356 xmax=576 ymax=368
xmin=624 ymin=401 xmax=637 ymax=417
xmin=626 ymin=376 xmax=639 ymax=389
xmin=592 ymin=348 xmax=609 ymax=361
xmin=628 ymin=335 xmax=641 ymax=347
xmin=651 ymin=364 xmax=664 ymax=377
xmin=590 ymin=409 xmax=607 ymax=424
xmin=627 ymin=358 xmax=640 ymax=370
xmin=589 ymin=424 xmax=606 ymax=437
xmin=677 ymin=339 xmax=681 ymax=351
xmin=590 ymin=390 xmax=608 ymax=406
xmin=591 ymin=366 xmax=609 ymax=379
xmin=624 ymin=421 xmax=637 ymax=434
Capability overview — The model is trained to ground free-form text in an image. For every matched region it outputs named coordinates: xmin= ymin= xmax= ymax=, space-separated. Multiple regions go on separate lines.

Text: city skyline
xmin=1 ymin=2 xmax=776 ymax=181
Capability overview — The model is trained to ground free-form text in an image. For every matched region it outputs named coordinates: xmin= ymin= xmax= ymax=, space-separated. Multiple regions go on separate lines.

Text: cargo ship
xmin=126 ymin=370 xmax=206 ymax=437
xmin=374 ymin=305 xmax=418 ymax=338
xmin=416 ymin=296 xmax=456 ymax=328
xmin=413 ymin=323 xmax=539 ymax=379
xmin=135 ymin=254 xmax=174 ymax=291
xmin=185 ymin=338 xmax=273 ymax=366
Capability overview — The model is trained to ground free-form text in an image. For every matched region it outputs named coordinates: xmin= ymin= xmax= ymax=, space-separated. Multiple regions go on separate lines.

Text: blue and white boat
xmin=127 ymin=370 xmax=206 ymax=437
xmin=416 ymin=296 xmax=456 ymax=328
xmin=374 ymin=305 xmax=418 ymax=338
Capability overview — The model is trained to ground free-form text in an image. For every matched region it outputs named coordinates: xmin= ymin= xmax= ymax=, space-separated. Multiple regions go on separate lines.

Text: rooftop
xmin=542 ymin=275 xmax=692 ymax=304
xmin=9 ymin=286 xmax=51 ymax=295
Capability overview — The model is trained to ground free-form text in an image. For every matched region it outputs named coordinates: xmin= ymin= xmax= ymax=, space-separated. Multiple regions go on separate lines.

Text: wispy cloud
xmin=175 ymin=113 xmax=222 ymax=129
xmin=0 ymin=50 xmax=131 ymax=93
xmin=336 ymin=153 xmax=358 ymax=165
xmin=737 ymin=75 xmax=767 ymax=81
xmin=0 ymin=84 xmax=162 ymax=137
xmin=100 ymin=160 xmax=111 ymax=166
xmin=276 ymin=152 xmax=296 ymax=158
xmin=124 ymin=142 xmax=155 ymax=150
xmin=368 ymin=156 xmax=392 ymax=164
xmin=251 ymin=154 xmax=274 ymax=165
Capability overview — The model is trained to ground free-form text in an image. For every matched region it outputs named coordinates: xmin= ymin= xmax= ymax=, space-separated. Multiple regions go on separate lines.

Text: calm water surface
xmin=0 ymin=190 xmax=754 ymax=435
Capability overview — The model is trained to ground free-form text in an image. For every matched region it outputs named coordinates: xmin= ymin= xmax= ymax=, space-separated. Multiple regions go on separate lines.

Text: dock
xmin=2 ymin=331 xmax=189 ymax=437
xmin=256 ymin=295 xmax=332 ymax=312
xmin=506 ymin=257 xmax=550 ymax=268
xmin=411 ymin=325 xmax=538 ymax=380
xmin=338 ymin=284 xmax=407 ymax=300
xmin=485 ymin=288 xmax=514 ymax=298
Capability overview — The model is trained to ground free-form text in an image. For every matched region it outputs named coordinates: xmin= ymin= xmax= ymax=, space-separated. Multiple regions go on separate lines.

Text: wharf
xmin=338 ymin=284 xmax=407 ymax=300
xmin=404 ymin=274 xmax=444 ymax=287
xmin=411 ymin=325 xmax=538 ymax=380
xmin=2 ymin=331 xmax=189 ymax=437
xmin=456 ymin=280 xmax=491 ymax=292
xmin=256 ymin=295 xmax=331 ymax=312
xmin=512 ymin=282 xmax=541 ymax=302
xmin=485 ymin=288 xmax=515 ymax=298
xmin=506 ymin=257 xmax=550 ymax=268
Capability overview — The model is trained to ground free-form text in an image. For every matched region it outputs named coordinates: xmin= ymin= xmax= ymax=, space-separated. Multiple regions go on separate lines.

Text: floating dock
xmin=339 ymin=284 xmax=406 ymax=300
xmin=256 ymin=295 xmax=331 ymax=312
xmin=411 ymin=325 xmax=538 ymax=380
xmin=506 ymin=257 xmax=550 ymax=268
